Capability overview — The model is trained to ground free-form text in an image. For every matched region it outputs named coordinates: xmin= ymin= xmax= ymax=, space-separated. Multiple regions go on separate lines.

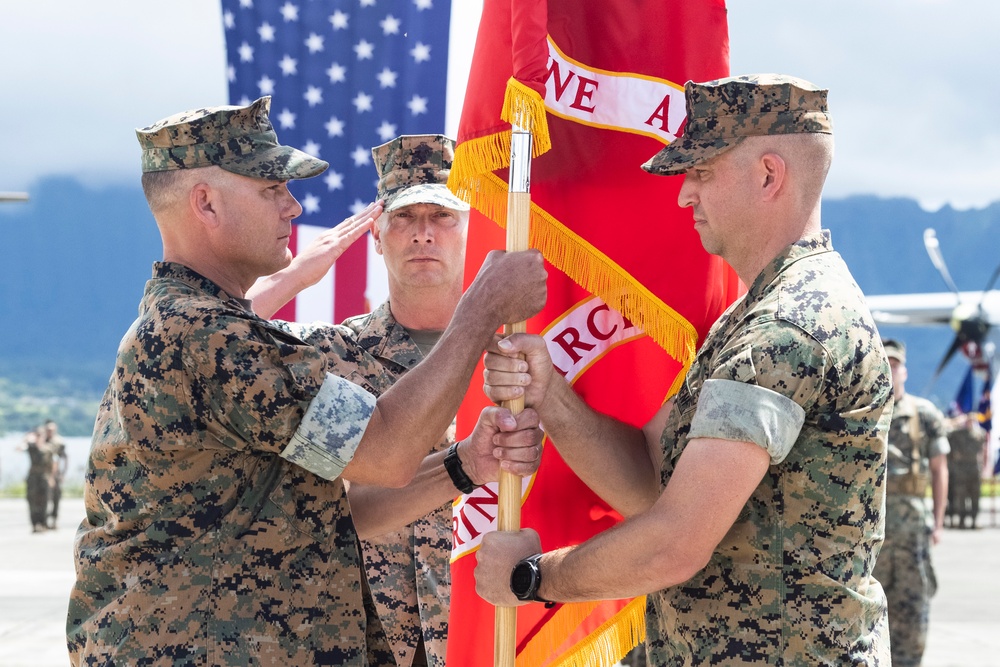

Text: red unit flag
xmin=446 ymin=1 xmax=740 ymax=665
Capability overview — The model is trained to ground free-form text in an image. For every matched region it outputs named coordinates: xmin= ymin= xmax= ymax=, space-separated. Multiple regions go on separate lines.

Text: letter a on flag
xmin=447 ymin=1 xmax=740 ymax=665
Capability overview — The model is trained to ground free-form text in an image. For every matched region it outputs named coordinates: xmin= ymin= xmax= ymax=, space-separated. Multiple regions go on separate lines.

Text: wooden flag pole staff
xmin=495 ymin=125 xmax=533 ymax=667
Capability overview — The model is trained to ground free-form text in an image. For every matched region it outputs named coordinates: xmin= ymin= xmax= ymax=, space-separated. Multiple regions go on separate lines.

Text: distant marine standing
xmin=873 ymin=338 xmax=950 ymax=667
xmin=945 ymin=413 xmax=986 ymax=529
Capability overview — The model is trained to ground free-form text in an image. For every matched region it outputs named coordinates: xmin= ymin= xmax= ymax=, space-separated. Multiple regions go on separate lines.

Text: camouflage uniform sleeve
xmin=689 ymin=380 xmax=805 ymax=463
xmin=922 ymin=402 xmax=951 ymax=458
xmin=689 ymin=321 xmax=826 ymax=463
xmin=281 ymin=372 xmax=376 ymax=480
xmin=183 ymin=312 xmax=375 ymax=475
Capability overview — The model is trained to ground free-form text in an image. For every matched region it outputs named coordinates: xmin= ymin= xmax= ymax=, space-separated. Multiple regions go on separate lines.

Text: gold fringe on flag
xmin=449 ymin=166 xmax=697 ymax=397
xmin=502 ymin=77 xmax=552 ymax=151
xmin=514 ymin=597 xmax=648 ymax=667
xmin=448 ymin=73 xmax=694 ymax=662
xmin=449 ymin=77 xmax=551 ymax=206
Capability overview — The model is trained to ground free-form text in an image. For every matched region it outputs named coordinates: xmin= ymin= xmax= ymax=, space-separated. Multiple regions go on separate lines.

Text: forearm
xmin=248 ymin=269 xmax=310 ymax=319
xmin=930 ymin=455 xmax=948 ymax=531
xmin=536 ymin=437 xmax=767 ymax=603
xmin=538 ymin=378 xmax=660 ymax=516
xmin=538 ymin=509 xmax=700 ymax=602
xmin=349 ymin=449 xmax=457 ymax=539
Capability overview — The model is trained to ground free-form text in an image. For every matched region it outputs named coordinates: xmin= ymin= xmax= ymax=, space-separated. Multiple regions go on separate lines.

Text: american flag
xmin=222 ymin=0 xmax=456 ymax=322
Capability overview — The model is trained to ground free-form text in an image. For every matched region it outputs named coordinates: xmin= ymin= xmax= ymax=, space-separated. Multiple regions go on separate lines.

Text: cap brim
xmin=641 ymin=136 xmax=744 ymax=176
xmin=385 ymin=183 xmax=470 ymax=212
xmin=222 ymin=145 xmax=328 ymax=181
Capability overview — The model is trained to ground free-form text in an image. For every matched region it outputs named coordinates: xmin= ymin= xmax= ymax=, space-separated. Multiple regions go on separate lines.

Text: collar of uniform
xmin=346 ymin=300 xmax=422 ymax=368
xmin=151 ymin=261 xmax=233 ymax=300
xmin=743 ymin=230 xmax=833 ymax=305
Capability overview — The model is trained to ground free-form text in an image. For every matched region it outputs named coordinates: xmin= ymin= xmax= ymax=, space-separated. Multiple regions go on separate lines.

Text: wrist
xmin=444 ymin=442 xmax=480 ymax=494
xmin=510 ymin=553 xmax=556 ymax=607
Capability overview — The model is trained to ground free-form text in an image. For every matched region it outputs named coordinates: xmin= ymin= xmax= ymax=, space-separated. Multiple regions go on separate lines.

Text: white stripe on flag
xmin=445 ymin=1 xmax=483 ymax=138
xmin=294 ymin=224 xmax=335 ymax=324
xmin=365 ymin=233 xmax=389 ymax=311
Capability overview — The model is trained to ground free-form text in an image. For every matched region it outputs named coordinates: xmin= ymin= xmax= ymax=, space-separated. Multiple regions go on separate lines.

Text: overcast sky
xmin=2 ymin=1 xmax=998 ymax=210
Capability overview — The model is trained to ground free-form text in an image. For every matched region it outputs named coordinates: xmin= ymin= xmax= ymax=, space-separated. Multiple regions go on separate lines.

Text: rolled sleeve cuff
xmin=281 ymin=372 xmax=377 ymax=480
xmin=689 ymin=379 xmax=805 ymax=464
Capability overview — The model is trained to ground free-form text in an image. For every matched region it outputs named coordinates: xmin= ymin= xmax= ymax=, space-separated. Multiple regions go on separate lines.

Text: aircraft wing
xmin=866 ymin=290 xmax=1000 ymax=326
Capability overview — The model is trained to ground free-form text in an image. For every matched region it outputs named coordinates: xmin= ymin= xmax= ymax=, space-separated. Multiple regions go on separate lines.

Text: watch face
xmin=510 ymin=561 xmax=535 ymax=600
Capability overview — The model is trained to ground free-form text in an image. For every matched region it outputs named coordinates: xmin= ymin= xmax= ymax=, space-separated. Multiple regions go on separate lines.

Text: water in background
xmin=0 ymin=433 xmax=92 ymax=490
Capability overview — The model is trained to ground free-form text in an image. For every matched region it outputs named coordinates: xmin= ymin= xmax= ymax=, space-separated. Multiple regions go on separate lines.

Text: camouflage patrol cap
xmin=882 ymin=338 xmax=906 ymax=364
xmin=136 ymin=96 xmax=327 ymax=180
xmin=372 ymin=134 xmax=470 ymax=212
xmin=642 ymin=74 xmax=833 ymax=176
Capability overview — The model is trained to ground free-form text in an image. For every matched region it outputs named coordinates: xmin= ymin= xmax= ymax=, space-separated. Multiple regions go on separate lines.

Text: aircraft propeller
xmin=923 ymin=228 xmax=998 ymax=385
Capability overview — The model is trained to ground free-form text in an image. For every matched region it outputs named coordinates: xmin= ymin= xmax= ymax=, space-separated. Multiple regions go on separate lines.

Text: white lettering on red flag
xmin=544 ymin=38 xmax=687 ymax=144
xmin=545 ymin=297 xmax=645 ymax=384
xmin=450 ymin=296 xmax=644 ymax=561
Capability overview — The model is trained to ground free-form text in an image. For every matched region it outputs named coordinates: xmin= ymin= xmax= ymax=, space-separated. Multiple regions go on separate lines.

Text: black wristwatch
xmin=444 ymin=443 xmax=479 ymax=494
xmin=510 ymin=553 xmax=556 ymax=607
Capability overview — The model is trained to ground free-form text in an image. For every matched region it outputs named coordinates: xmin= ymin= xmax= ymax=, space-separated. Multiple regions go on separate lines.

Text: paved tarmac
xmin=1 ymin=497 xmax=998 ymax=666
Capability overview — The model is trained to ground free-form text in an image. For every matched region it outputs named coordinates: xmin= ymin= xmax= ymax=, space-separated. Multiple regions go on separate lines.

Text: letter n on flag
xmin=447 ymin=1 xmax=740 ymax=665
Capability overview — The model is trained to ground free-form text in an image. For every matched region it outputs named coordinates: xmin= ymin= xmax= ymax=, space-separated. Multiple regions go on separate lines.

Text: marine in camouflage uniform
xmin=873 ymin=339 xmax=950 ymax=667
xmin=345 ymin=304 xmax=455 ymax=667
xmin=68 ymin=261 xmax=393 ymax=665
xmin=67 ymin=99 xmax=545 ymax=666
xmin=475 ymin=75 xmax=892 ymax=666
xmin=44 ymin=420 xmax=68 ymax=529
xmin=24 ymin=429 xmax=53 ymax=532
xmin=945 ymin=414 xmax=985 ymax=528
xmin=644 ymin=230 xmax=891 ymax=664
xmin=346 ymin=135 xmax=471 ymax=667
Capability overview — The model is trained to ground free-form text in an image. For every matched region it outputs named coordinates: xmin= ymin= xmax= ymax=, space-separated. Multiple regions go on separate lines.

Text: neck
xmin=163 ymin=249 xmax=252 ymax=299
xmin=732 ymin=207 xmax=821 ymax=286
xmin=388 ymin=281 xmax=463 ymax=331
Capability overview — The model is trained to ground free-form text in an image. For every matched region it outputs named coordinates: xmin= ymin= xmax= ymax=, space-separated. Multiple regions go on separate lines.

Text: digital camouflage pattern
xmin=946 ymin=420 xmax=986 ymax=528
xmin=642 ymin=74 xmax=833 ymax=176
xmin=647 ymin=231 xmax=892 ymax=666
xmin=343 ymin=301 xmax=454 ymax=667
xmin=873 ymin=392 xmax=949 ymax=667
xmin=880 ymin=393 xmax=949 ymax=528
xmin=371 ymin=134 xmax=470 ymax=213
xmin=67 ymin=262 xmax=396 ymax=666
xmin=137 ymin=96 xmax=327 ymax=180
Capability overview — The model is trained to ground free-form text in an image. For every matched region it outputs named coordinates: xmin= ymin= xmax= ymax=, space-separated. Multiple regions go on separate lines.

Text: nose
xmin=677 ymin=173 xmax=696 ymax=209
xmin=284 ymin=190 xmax=303 ymax=220
xmin=411 ymin=217 xmax=434 ymax=244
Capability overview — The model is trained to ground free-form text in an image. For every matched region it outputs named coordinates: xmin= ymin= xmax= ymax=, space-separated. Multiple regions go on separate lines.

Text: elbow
xmin=650 ymin=546 xmax=712 ymax=589
xmin=376 ymin=462 xmax=416 ymax=489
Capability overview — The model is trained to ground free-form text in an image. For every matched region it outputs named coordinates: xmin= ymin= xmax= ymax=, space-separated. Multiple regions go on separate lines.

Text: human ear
xmin=759 ymin=153 xmax=786 ymax=199
xmin=189 ymin=182 xmax=219 ymax=228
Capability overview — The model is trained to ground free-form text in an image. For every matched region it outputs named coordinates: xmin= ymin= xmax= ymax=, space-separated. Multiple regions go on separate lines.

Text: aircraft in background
xmin=866 ymin=229 xmax=999 ymax=386
xmin=0 ymin=191 xmax=29 ymax=202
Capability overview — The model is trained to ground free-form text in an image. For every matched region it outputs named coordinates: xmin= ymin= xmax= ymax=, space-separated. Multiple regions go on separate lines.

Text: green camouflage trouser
xmin=872 ymin=528 xmax=937 ymax=667
xmin=948 ymin=468 xmax=981 ymax=528
xmin=26 ymin=472 xmax=48 ymax=527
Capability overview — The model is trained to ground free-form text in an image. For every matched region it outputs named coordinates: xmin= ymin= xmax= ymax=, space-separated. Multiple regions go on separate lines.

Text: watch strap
xmin=444 ymin=443 xmax=479 ymax=494
xmin=513 ymin=553 xmax=556 ymax=607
